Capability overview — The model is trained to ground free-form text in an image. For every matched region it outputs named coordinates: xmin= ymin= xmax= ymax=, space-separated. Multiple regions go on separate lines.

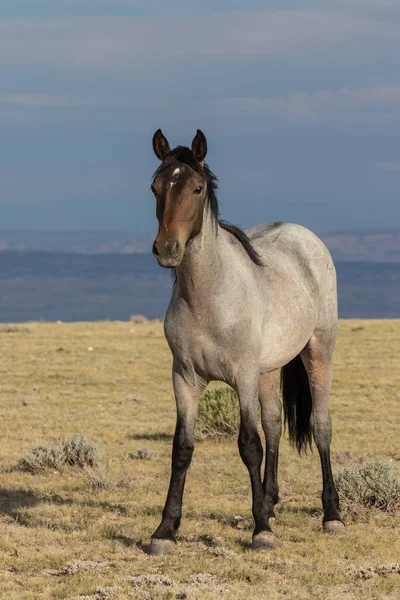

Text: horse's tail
xmin=280 ymin=354 xmax=313 ymax=454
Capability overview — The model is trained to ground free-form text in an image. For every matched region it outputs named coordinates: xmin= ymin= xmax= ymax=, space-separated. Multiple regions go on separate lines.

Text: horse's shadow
xmin=0 ymin=487 xmax=147 ymax=550
xmin=128 ymin=432 xmax=173 ymax=441
xmin=0 ymin=487 xmax=73 ymax=516
xmin=0 ymin=488 xmax=128 ymax=519
xmin=281 ymin=505 xmax=323 ymax=518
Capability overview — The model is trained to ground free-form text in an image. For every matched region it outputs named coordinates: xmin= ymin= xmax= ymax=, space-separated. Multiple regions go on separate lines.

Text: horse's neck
xmin=175 ymin=208 xmax=225 ymax=301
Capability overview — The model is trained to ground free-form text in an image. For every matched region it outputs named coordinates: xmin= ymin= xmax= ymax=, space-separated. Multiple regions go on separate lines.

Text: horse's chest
xmin=164 ymin=308 xmax=258 ymax=383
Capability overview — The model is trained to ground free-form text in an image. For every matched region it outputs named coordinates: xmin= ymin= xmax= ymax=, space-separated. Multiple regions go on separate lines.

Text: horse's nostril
xmin=152 ymin=241 xmax=159 ymax=257
xmin=165 ymin=239 xmax=180 ymax=256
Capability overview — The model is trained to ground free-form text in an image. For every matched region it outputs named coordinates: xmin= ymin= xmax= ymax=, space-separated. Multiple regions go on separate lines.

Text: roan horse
xmin=149 ymin=129 xmax=344 ymax=554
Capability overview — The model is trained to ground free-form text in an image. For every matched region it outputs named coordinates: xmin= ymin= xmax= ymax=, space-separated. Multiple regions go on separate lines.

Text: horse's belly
xmin=259 ymin=303 xmax=317 ymax=371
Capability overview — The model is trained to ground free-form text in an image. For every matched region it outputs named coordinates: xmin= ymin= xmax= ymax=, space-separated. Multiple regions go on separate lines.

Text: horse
xmin=148 ymin=128 xmax=344 ymax=554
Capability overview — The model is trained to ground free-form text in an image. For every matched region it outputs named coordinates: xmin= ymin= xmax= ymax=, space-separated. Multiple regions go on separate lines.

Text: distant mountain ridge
xmin=0 ymin=251 xmax=398 ymax=321
xmin=0 ymin=230 xmax=152 ymax=254
xmin=0 ymin=229 xmax=399 ymax=262
xmin=321 ymin=230 xmax=400 ymax=263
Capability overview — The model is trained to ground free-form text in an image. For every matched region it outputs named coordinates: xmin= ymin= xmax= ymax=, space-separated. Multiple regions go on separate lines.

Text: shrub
xmin=17 ymin=435 xmax=101 ymax=473
xmin=130 ymin=315 xmax=148 ymax=323
xmin=196 ymin=386 xmax=239 ymax=439
xmin=127 ymin=448 xmax=154 ymax=460
xmin=83 ymin=463 xmax=134 ymax=492
xmin=82 ymin=465 xmax=112 ymax=491
xmin=335 ymin=460 xmax=400 ymax=517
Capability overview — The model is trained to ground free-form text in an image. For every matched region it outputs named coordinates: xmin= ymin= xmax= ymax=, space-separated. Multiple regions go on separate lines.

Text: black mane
xmin=153 ymin=146 xmax=263 ymax=267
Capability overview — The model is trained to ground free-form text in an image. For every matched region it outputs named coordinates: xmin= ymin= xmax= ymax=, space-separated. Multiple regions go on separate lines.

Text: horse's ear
xmin=152 ymin=129 xmax=171 ymax=161
xmin=191 ymin=129 xmax=207 ymax=164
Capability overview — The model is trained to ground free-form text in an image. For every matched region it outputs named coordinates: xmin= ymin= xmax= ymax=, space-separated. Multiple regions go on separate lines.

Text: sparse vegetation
xmin=128 ymin=574 xmax=174 ymax=588
xmin=0 ymin=319 xmax=398 ymax=600
xmin=17 ymin=435 xmax=101 ymax=473
xmin=0 ymin=324 xmax=31 ymax=333
xmin=129 ymin=314 xmax=148 ymax=323
xmin=196 ymin=386 xmax=240 ymax=439
xmin=82 ymin=463 xmax=134 ymax=492
xmin=82 ymin=465 xmax=112 ymax=491
xmin=73 ymin=587 xmax=119 ymax=600
xmin=336 ymin=460 xmax=400 ymax=517
xmin=350 ymin=564 xmax=400 ymax=580
xmin=126 ymin=448 xmax=154 ymax=460
xmin=59 ymin=560 xmax=110 ymax=576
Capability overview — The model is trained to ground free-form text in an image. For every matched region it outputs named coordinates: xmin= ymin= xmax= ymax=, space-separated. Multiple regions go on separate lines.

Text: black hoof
xmin=252 ymin=531 xmax=277 ymax=551
xmin=323 ymin=520 xmax=346 ymax=534
xmin=149 ymin=538 xmax=175 ymax=555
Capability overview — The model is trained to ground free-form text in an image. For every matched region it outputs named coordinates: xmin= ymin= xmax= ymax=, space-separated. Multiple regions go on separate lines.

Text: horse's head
xmin=151 ymin=129 xmax=208 ymax=268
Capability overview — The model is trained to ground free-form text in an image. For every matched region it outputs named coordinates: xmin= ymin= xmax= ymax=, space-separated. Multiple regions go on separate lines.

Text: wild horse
xmin=148 ymin=129 xmax=344 ymax=554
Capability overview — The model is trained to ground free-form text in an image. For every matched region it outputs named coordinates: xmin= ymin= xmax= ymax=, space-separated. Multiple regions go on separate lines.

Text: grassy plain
xmin=0 ymin=319 xmax=399 ymax=599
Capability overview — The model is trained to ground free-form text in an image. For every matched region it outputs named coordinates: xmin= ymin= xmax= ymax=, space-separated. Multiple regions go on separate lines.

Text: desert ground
xmin=0 ymin=319 xmax=399 ymax=599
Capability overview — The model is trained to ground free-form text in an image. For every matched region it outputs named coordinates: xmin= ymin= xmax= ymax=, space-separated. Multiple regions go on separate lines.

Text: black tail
xmin=280 ymin=354 xmax=313 ymax=454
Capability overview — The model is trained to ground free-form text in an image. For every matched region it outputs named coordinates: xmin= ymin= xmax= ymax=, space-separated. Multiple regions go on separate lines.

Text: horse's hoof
xmin=252 ymin=531 xmax=277 ymax=551
xmin=149 ymin=538 xmax=175 ymax=555
xmin=323 ymin=520 xmax=346 ymax=534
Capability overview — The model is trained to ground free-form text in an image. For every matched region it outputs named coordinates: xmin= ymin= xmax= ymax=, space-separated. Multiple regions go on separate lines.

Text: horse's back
xmin=246 ymin=221 xmax=332 ymax=267
xmin=245 ymin=222 xmax=338 ymax=367
xmin=246 ymin=221 xmax=335 ymax=292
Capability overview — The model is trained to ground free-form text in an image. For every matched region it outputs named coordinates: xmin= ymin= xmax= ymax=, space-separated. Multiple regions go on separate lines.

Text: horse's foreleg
xmin=259 ymin=371 xmax=281 ymax=523
xmin=236 ymin=378 xmax=276 ymax=550
xmin=301 ymin=340 xmax=345 ymax=533
xmin=149 ymin=365 xmax=205 ymax=555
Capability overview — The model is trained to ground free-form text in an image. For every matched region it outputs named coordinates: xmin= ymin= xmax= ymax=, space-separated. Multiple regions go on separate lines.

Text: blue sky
xmin=1 ymin=1 xmax=400 ymax=233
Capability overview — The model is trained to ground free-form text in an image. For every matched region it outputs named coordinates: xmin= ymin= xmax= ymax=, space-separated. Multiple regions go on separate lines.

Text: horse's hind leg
xmin=259 ymin=371 xmax=281 ymax=523
xmin=301 ymin=337 xmax=344 ymax=532
xmin=236 ymin=377 xmax=276 ymax=551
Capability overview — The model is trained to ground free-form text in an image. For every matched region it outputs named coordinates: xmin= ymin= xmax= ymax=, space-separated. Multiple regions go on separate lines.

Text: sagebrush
xmin=17 ymin=434 xmax=101 ymax=473
xmin=82 ymin=465 xmax=112 ymax=491
xmin=335 ymin=460 xmax=400 ymax=517
xmin=127 ymin=448 xmax=154 ymax=460
xmin=196 ymin=386 xmax=240 ymax=439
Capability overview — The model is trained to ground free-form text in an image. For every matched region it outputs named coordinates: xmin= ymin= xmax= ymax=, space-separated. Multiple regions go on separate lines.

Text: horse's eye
xmin=150 ymin=185 xmax=157 ymax=195
xmin=193 ymin=186 xmax=203 ymax=194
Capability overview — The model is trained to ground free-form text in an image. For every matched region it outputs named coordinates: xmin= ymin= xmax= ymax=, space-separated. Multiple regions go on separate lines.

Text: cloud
xmin=376 ymin=160 xmax=400 ymax=172
xmin=336 ymin=0 xmax=400 ymax=6
xmin=0 ymin=92 xmax=113 ymax=125
xmin=0 ymin=164 xmax=134 ymax=203
xmin=0 ymin=10 xmax=399 ymax=72
xmin=221 ymin=85 xmax=400 ymax=124
xmin=0 ymin=94 xmax=82 ymax=107
xmin=0 ymin=8 xmax=399 ymax=128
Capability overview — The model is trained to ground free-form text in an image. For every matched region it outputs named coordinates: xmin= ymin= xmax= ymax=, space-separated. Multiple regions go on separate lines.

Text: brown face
xmin=151 ymin=164 xmax=206 ymax=267
xmin=151 ymin=129 xmax=208 ymax=268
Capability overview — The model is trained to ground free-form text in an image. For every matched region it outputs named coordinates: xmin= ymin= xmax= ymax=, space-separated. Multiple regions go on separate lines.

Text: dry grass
xmin=0 ymin=319 xmax=399 ymax=599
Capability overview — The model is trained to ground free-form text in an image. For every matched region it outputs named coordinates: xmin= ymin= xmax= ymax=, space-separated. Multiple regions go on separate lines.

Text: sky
xmin=1 ymin=1 xmax=400 ymax=234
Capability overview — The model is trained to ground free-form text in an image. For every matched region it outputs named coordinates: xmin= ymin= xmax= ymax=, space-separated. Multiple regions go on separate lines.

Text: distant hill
xmin=0 ymin=230 xmax=152 ymax=254
xmin=0 ymin=251 xmax=398 ymax=321
xmin=321 ymin=230 xmax=400 ymax=263
xmin=0 ymin=229 xmax=399 ymax=262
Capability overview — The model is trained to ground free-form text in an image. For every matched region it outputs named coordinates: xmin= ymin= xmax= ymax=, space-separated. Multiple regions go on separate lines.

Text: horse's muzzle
xmin=152 ymin=238 xmax=183 ymax=268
